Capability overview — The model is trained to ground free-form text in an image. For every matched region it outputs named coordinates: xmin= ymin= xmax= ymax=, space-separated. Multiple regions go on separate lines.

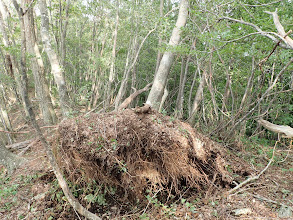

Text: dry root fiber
xmin=54 ymin=108 xmax=248 ymax=202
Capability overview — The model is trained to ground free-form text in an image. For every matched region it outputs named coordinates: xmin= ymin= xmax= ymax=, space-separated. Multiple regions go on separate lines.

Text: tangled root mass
xmin=54 ymin=108 xmax=249 ymax=202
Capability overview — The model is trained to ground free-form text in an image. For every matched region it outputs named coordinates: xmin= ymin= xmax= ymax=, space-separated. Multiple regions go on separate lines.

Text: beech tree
xmin=11 ymin=1 xmax=102 ymax=219
xmin=23 ymin=0 xmax=57 ymax=124
xmin=38 ymin=0 xmax=71 ymax=117
xmin=146 ymin=0 xmax=189 ymax=110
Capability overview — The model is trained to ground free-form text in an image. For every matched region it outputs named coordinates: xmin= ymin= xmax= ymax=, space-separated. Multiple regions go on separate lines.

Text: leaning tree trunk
xmin=23 ymin=0 xmax=57 ymax=124
xmin=146 ymin=0 xmax=189 ymax=110
xmin=0 ymin=144 xmax=26 ymax=174
xmin=12 ymin=1 xmax=101 ymax=219
xmin=0 ymin=90 xmax=13 ymax=144
xmin=59 ymin=0 xmax=71 ymax=68
xmin=114 ymin=26 xmax=156 ymax=110
xmin=38 ymin=0 xmax=71 ymax=117
xmin=188 ymin=70 xmax=206 ymax=126
xmin=105 ymin=0 xmax=119 ymax=109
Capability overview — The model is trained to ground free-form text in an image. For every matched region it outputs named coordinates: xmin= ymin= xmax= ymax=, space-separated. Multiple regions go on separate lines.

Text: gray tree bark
xmin=12 ymin=1 xmax=101 ymax=218
xmin=146 ymin=0 xmax=189 ymax=110
xmin=38 ymin=0 xmax=71 ymax=117
xmin=0 ymin=144 xmax=26 ymax=174
xmin=154 ymin=0 xmax=164 ymax=73
xmin=23 ymin=0 xmax=57 ymax=124
xmin=60 ymin=0 xmax=71 ymax=68
xmin=0 ymin=90 xmax=13 ymax=144
xmin=188 ymin=70 xmax=206 ymax=125
xmin=105 ymin=0 xmax=119 ymax=108
xmin=175 ymin=55 xmax=190 ymax=118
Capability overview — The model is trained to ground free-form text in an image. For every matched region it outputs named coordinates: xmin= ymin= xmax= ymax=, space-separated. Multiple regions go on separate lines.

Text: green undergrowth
xmin=0 ymin=168 xmax=46 ymax=213
xmin=241 ymin=136 xmax=292 ymax=167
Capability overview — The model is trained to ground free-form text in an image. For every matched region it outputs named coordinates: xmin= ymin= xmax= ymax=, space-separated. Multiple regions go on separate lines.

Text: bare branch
xmin=219 ymin=16 xmax=292 ymax=49
xmin=259 ymin=30 xmax=292 ymax=71
xmin=216 ymin=32 xmax=261 ymax=43
xmin=228 ymin=141 xmax=277 ymax=195
xmin=258 ymin=119 xmax=293 ymax=138
xmin=118 ymin=83 xmax=152 ymax=110
xmin=5 ymin=139 xmax=33 ymax=150
xmin=243 ymin=0 xmax=282 ymax=7
xmin=264 ymin=9 xmax=293 ymax=49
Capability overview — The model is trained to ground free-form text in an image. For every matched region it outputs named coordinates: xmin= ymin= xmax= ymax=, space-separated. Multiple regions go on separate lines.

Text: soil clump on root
xmin=53 ymin=107 xmax=250 ymax=205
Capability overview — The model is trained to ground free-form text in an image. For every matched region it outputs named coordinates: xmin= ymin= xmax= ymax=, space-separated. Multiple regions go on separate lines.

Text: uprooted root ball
xmin=53 ymin=108 xmax=249 ymax=203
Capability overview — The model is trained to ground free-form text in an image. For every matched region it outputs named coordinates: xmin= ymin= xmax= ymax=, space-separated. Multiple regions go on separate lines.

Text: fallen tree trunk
xmin=258 ymin=119 xmax=293 ymax=138
xmin=6 ymin=139 xmax=33 ymax=150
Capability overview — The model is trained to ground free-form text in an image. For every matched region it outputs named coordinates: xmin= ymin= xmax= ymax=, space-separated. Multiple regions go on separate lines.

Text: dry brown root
xmin=53 ymin=108 xmax=251 ymax=203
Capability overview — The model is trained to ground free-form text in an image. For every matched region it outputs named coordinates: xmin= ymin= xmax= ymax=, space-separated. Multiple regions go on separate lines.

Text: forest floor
xmin=0 ymin=109 xmax=292 ymax=219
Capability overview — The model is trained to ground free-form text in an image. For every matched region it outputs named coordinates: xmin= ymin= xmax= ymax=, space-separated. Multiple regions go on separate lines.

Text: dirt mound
xmin=53 ymin=107 xmax=250 ymax=203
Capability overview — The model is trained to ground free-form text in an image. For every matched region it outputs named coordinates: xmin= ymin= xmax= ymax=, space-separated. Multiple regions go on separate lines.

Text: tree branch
xmin=258 ymin=119 xmax=293 ymax=138
xmin=264 ymin=9 xmax=293 ymax=49
xmin=118 ymin=83 xmax=152 ymax=110
xmin=228 ymin=141 xmax=277 ymax=195
xmin=243 ymin=0 xmax=282 ymax=7
xmin=219 ymin=16 xmax=292 ymax=49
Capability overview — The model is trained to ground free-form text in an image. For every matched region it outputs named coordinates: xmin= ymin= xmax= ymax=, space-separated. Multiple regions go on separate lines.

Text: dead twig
xmin=258 ymin=119 xmax=293 ymax=138
xmin=18 ymin=139 xmax=38 ymax=156
xmin=117 ymin=83 xmax=152 ymax=110
xmin=0 ymin=125 xmax=57 ymax=134
xmin=250 ymin=193 xmax=293 ymax=209
xmin=228 ymin=141 xmax=277 ymax=195
xmin=259 ymin=30 xmax=292 ymax=72
xmin=6 ymin=139 xmax=34 ymax=150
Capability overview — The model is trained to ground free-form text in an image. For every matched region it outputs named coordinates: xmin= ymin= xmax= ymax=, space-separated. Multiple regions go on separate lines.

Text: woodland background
xmin=0 ymin=0 xmax=292 ymax=140
xmin=0 ymin=0 xmax=292 ymax=219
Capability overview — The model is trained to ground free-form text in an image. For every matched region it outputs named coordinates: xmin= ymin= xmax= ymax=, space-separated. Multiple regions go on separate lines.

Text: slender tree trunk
xmin=240 ymin=57 xmax=255 ymax=110
xmin=159 ymin=87 xmax=169 ymax=112
xmin=12 ymin=1 xmax=102 ymax=219
xmin=0 ymin=88 xmax=13 ymax=144
xmin=92 ymin=35 xmax=107 ymax=108
xmin=188 ymin=70 xmax=206 ymax=126
xmin=114 ymin=26 xmax=156 ymax=109
xmin=60 ymin=0 xmax=71 ymax=68
xmin=0 ymin=49 xmax=18 ymax=101
xmin=114 ymin=39 xmax=133 ymax=109
xmin=105 ymin=0 xmax=119 ymax=108
xmin=0 ymin=8 xmax=25 ymax=114
xmin=238 ymin=57 xmax=255 ymax=138
xmin=188 ymin=53 xmax=199 ymax=116
xmin=38 ymin=0 xmax=71 ymax=117
xmin=175 ymin=57 xmax=186 ymax=116
xmin=23 ymin=0 xmax=57 ymax=124
xmin=146 ymin=0 xmax=189 ymax=110
xmin=207 ymin=50 xmax=218 ymax=120
xmin=155 ymin=0 xmax=164 ymax=74
xmin=175 ymin=55 xmax=190 ymax=118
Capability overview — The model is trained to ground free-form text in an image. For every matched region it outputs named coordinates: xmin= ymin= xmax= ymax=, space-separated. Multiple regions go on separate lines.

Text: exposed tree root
xmin=54 ymin=108 xmax=251 ymax=205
